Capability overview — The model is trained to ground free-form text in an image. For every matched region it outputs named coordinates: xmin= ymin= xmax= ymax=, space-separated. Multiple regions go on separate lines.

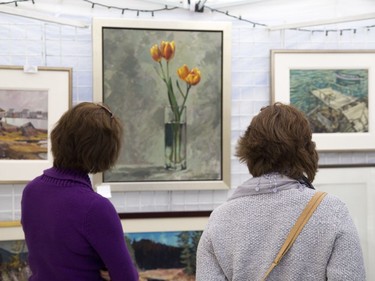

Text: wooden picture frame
xmin=92 ymin=19 xmax=231 ymax=191
xmin=271 ymin=50 xmax=375 ymax=151
xmin=0 ymin=66 xmax=72 ymax=183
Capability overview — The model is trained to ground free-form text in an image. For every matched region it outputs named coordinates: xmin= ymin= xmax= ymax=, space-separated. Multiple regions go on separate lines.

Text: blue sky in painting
xmin=126 ymin=231 xmax=181 ymax=247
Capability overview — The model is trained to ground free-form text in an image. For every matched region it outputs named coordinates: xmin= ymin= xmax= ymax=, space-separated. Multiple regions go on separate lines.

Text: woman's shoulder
xmin=316 ymin=191 xmax=352 ymax=219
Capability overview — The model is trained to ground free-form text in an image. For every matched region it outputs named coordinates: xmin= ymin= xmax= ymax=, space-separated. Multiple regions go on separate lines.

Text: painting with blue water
xmin=289 ymin=69 xmax=368 ymax=134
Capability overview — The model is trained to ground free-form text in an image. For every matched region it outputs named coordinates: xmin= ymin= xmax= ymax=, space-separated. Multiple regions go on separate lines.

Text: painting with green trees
xmin=0 ymin=230 xmax=202 ymax=281
xmin=126 ymin=230 xmax=202 ymax=281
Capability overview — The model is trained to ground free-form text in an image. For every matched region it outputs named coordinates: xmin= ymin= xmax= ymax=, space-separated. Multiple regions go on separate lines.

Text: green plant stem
xmin=179 ymin=85 xmax=191 ymax=117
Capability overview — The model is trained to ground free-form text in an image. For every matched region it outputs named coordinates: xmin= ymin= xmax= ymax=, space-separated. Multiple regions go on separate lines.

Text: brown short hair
xmin=235 ymin=102 xmax=318 ymax=182
xmin=51 ymin=102 xmax=123 ymax=174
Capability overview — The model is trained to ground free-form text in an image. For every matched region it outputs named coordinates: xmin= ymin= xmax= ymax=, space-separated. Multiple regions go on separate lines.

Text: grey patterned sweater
xmin=196 ymin=174 xmax=366 ymax=281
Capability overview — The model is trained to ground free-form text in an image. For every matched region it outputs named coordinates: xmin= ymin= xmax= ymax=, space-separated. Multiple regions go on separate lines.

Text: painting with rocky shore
xmin=0 ymin=89 xmax=48 ymax=160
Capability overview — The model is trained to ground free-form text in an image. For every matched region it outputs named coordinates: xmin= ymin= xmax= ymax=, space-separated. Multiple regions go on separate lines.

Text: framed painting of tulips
xmin=92 ymin=19 xmax=231 ymax=191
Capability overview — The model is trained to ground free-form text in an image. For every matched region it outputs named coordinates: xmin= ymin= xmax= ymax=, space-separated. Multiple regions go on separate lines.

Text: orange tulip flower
xmin=178 ymin=65 xmax=201 ymax=86
xmin=185 ymin=67 xmax=201 ymax=85
xmin=150 ymin=41 xmax=201 ymax=131
xmin=160 ymin=41 xmax=175 ymax=61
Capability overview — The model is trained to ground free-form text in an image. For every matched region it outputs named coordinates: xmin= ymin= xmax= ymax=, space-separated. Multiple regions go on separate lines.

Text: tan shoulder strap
xmin=261 ymin=191 xmax=327 ymax=281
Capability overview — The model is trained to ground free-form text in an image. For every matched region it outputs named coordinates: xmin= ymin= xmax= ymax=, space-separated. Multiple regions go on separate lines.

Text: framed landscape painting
xmin=122 ymin=215 xmax=208 ymax=281
xmin=0 ymin=66 xmax=72 ymax=182
xmin=271 ymin=50 xmax=375 ymax=151
xmin=92 ymin=19 xmax=231 ymax=191
xmin=0 ymin=216 xmax=209 ymax=281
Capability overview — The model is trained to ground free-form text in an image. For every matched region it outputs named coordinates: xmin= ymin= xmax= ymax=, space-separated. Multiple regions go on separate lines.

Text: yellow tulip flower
xmin=177 ymin=64 xmax=189 ymax=80
xmin=150 ymin=44 xmax=162 ymax=62
xmin=185 ymin=67 xmax=201 ymax=85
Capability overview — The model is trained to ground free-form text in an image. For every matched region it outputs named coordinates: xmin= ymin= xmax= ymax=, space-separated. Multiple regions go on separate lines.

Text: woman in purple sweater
xmin=21 ymin=102 xmax=138 ymax=281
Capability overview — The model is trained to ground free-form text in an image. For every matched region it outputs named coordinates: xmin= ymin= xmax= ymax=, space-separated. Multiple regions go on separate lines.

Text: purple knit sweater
xmin=21 ymin=167 xmax=138 ymax=281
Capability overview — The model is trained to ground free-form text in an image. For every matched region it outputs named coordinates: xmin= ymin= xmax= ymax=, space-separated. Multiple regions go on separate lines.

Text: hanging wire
xmin=205 ymin=6 xmax=267 ymax=27
xmin=0 ymin=0 xmax=34 ymax=5
xmin=206 ymin=5 xmax=375 ymax=34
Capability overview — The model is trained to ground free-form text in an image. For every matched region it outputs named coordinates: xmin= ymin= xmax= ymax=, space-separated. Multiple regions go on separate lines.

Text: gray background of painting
xmin=102 ymin=28 xmax=223 ymax=181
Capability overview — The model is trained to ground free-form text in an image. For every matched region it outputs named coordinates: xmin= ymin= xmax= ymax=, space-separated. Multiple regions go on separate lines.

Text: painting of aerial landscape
xmin=289 ymin=69 xmax=368 ymax=133
xmin=0 ymin=230 xmax=202 ymax=281
xmin=0 ymin=89 xmax=48 ymax=160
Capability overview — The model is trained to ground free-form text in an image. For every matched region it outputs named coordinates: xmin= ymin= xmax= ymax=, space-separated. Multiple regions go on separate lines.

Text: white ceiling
xmin=0 ymin=0 xmax=374 ymax=29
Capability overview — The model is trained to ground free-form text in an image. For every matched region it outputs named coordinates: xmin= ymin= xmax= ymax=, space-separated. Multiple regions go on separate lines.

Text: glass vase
xmin=164 ymin=106 xmax=187 ymax=170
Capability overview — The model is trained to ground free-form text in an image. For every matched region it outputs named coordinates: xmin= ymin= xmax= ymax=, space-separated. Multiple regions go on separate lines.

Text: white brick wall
xmin=0 ymin=9 xmax=375 ymax=220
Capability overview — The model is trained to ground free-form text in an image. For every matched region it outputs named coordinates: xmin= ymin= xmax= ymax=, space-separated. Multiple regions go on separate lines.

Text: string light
xmin=82 ymin=0 xmax=177 ymax=17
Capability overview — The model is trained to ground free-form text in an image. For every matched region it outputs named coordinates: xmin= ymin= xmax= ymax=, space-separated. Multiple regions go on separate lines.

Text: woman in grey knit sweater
xmin=196 ymin=103 xmax=366 ymax=281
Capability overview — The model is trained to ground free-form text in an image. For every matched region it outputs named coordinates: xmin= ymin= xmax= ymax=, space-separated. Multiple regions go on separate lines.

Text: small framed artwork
xmin=0 ymin=66 xmax=72 ymax=182
xmin=271 ymin=50 xmax=375 ymax=151
xmin=92 ymin=19 xmax=231 ymax=191
xmin=0 ymin=220 xmax=27 ymax=279
xmin=0 ymin=239 xmax=29 ymax=280
xmin=122 ymin=215 xmax=208 ymax=281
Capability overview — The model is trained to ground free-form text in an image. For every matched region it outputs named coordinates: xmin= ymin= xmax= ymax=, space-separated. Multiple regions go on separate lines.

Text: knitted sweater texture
xmin=21 ymin=167 xmax=138 ymax=281
xmin=196 ymin=174 xmax=366 ymax=281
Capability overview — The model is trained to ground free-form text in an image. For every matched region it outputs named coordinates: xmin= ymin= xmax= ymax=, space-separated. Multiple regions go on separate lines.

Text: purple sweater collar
xmin=43 ymin=167 xmax=92 ymax=188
